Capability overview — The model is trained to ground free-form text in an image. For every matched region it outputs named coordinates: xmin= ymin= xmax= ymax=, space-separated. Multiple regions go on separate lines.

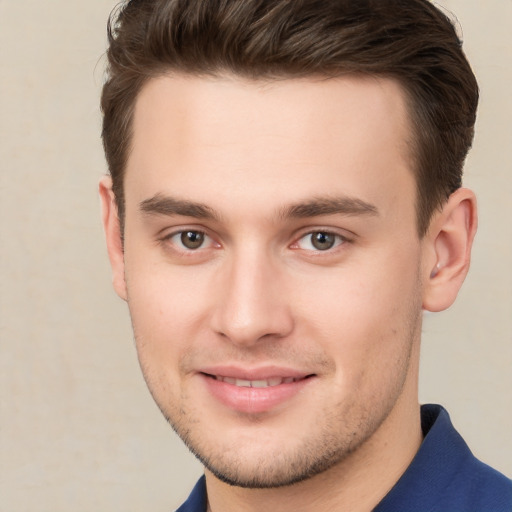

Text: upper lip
xmin=198 ymin=365 xmax=313 ymax=381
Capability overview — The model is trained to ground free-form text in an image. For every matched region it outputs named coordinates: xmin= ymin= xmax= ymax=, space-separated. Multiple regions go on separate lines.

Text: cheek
xmin=294 ymin=250 xmax=422 ymax=368
xmin=125 ymin=270 xmax=202 ymax=412
xmin=126 ymin=244 xmax=212 ymax=320
xmin=124 ymin=260 xmax=211 ymax=368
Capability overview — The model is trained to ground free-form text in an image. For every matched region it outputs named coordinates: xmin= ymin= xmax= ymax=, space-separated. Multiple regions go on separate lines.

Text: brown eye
xmin=180 ymin=231 xmax=205 ymax=249
xmin=310 ymin=232 xmax=336 ymax=250
xmin=295 ymin=231 xmax=344 ymax=251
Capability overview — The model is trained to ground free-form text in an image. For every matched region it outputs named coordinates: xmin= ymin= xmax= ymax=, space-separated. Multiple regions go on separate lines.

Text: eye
xmin=295 ymin=231 xmax=345 ymax=251
xmin=168 ymin=230 xmax=211 ymax=250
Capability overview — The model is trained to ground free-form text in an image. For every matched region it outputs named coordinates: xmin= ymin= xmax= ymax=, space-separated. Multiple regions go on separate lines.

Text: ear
xmin=422 ymin=188 xmax=478 ymax=312
xmin=99 ymin=176 xmax=127 ymax=301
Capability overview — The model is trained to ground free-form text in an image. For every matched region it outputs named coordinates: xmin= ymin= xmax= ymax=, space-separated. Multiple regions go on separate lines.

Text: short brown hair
xmin=101 ymin=0 xmax=478 ymax=236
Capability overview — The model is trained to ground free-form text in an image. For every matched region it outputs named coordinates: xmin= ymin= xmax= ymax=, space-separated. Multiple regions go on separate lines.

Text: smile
xmin=200 ymin=371 xmax=315 ymax=413
xmin=212 ymin=375 xmax=301 ymax=388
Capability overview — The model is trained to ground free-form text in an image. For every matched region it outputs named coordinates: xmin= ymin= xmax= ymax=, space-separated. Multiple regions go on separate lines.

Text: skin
xmin=100 ymin=74 xmax=477 ymax=512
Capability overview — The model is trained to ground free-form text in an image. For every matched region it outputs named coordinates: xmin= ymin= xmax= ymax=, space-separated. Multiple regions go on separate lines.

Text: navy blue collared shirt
xmin=176 ymin=404 xmax=512 ymax=512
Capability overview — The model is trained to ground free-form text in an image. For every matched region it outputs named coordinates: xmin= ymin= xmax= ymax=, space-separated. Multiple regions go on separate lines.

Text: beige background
xmin=0 ymin=1 xmax=510 ymax=511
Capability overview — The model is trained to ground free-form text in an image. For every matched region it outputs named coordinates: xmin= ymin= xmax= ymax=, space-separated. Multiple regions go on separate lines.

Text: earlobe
xmin=99 ymin=176 xmax=128 ymax=301
xmin=422 ymin=188 xmax=477 ymax=312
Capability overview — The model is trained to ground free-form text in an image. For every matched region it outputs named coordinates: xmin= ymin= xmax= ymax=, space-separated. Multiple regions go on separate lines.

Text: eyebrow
xmin=139 ymin=194 xmax=379 ymax=222
xmin=279 ymin=196 xmax=379 ymax=219
xmin=140 ymin=194 xmax=219 ymax=220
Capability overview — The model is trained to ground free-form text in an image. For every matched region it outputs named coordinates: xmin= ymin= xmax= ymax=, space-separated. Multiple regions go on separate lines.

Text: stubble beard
xmin=172 ymin=402 xmax=394 ymax=489
xmin=131 ymin=286 xmax=423 ymax=490
xmin=158 ymin=332 xmax=418 ymax=489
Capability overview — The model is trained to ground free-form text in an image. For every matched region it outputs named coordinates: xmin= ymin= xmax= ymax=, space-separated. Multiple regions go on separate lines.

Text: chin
xmin=199 ymin=449 xmax=342 ymax=489
xmin=173 ymin=413 xmax=371 ymax=489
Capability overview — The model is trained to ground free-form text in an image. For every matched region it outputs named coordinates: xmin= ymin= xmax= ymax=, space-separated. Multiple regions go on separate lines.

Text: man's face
xmin=116 ymin=74 xmax=429 ymax=487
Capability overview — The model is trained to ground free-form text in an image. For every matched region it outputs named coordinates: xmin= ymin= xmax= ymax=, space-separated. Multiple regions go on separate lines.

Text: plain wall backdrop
xmin=0 ymin=1 xmax=510 ymax=511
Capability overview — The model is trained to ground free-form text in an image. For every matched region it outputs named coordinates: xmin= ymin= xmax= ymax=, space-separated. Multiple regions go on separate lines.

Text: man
xmin=99 ymin=0 xmax=512 ymax=510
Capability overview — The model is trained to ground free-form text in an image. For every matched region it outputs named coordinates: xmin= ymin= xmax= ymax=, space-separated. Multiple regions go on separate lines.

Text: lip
xmin=198 ymin=365 xmax=315 ymax=414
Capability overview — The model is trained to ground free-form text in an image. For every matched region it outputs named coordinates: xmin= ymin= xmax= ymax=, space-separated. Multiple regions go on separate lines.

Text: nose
xmin=210 ymin=248 xmax=294 ymax=347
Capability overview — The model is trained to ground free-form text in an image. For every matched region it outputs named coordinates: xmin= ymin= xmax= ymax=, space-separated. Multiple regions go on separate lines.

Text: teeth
xmin=251 ymin=380 xmax=268 ymax=388
xmin=215 ymin=376 xmax=299 ymax=388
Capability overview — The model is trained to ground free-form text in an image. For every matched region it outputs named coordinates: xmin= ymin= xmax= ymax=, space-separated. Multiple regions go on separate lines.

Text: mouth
xmin=203 ymin=374 xmax=310 ymax=388
xmin=199 ymin=370 xmax=316 ymax=414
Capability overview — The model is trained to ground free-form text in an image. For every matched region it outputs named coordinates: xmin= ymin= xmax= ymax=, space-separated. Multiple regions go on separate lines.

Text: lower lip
xmin=201 ymin=374 xmax=313 ymax=414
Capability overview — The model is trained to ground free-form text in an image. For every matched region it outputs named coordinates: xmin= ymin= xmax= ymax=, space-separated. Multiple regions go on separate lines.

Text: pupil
xmin=181 ymin=231 xmax=204 ymax=249
xmin=312 ymin=232 xmax=335 ymax=250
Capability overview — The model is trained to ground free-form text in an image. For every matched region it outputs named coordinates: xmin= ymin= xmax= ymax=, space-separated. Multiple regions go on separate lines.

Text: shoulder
xmin=375 ymin=404 xmax=512 ymax=512
xmin=426 ymin=404 xmax=512 ymax=510
xmin=446 ymin=455 xmax=512 ymax=511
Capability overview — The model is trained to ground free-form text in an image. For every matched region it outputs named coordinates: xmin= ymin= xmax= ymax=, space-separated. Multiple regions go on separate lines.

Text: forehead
xmin=125 ymin=73 xmax=415 ymax=224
